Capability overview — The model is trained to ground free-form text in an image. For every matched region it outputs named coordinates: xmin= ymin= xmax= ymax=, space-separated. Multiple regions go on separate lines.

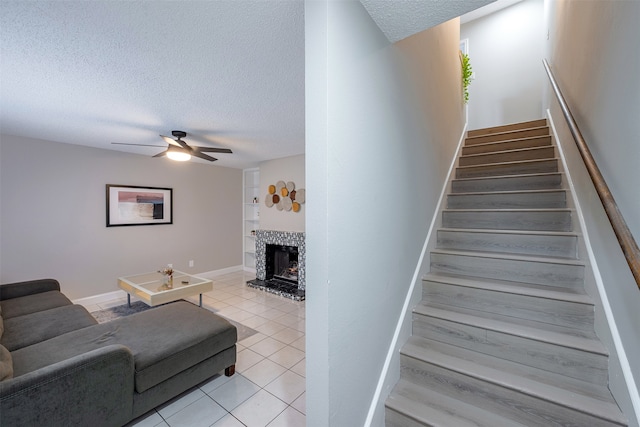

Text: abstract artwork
xmin=106 ymin=184 xmax=173 ymax=227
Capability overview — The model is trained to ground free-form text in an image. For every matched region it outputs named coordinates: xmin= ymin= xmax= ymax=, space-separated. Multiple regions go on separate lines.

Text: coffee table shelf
xmin=118 ymin=270 xmax=212 ymax=307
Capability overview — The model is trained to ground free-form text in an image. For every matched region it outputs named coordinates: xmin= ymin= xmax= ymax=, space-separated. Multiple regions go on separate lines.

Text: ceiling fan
xmin=112 ymin=130 xmax=232 ymax=162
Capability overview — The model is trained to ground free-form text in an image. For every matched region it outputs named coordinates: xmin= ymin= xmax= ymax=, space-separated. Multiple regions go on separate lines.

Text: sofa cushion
xmin=11 ymin=301 xmax=237 ymax=393
xmin=0 ymin=291 xmax=71 ymax=319
xmin=1 ymin=305 xmax=98 ymax=351
xmin=0 ymin=344 xmax=12 ymax=380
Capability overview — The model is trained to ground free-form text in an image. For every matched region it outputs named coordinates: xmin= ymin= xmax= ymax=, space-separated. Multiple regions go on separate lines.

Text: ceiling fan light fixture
xmin=166 ymin=147 xmax=191 ymax=161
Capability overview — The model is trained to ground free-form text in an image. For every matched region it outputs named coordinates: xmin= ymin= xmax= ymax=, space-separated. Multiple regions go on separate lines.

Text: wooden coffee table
xmin=118 ymin=270 xmax=212 ymax=307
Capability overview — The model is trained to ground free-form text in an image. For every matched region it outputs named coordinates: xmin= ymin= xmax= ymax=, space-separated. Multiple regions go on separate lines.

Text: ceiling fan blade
xmin=192 ymin=151 xmax=218 ymax=162
xmin=111 ymin=142 xmax=166 ymax=147
xmin=153 ymin=150 xmax=168 ymax=158
xmin=160 ymin=135 xmax=182 ymax=147
xmin=193 ymin=146 xmax=233 ymax=154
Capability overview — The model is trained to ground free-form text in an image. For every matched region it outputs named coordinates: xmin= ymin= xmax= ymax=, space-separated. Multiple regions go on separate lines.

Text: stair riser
xmin=442 ymin=210 xmax=573 ymax=232
xmin=459 ymin=147 xmax=555 ymax=167
xmin=466 ymin=127 xmax=550 ymax=145
xmin=400 ymin=355 xmax=617 ymax=427
xmin=467 ymin=119 xmax=548 ymax=138
xmin=430 ymin=252 xmax=584 ymax=288
xmin=462 ymin=136 xmax=552 ymax=155
xmin=451 ymin=174 xmax=563 ymax=193
xmin=385 ymin=408 xmax=429 ymax=427
xmin=411 ymin=315 xmax=608 ymax=385
xmin=437 ymin=230 xmax=577 ymax=258
xmin=422 ymin=281 xmax=594 ymax=330
xmin=456 ymin=159 xmax=558 ymax=179
xmin=447 ymin=191 xmax=566 ymax=209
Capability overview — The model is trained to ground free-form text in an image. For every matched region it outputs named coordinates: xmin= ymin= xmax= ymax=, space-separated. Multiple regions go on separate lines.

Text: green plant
xmin=461 ymin=52 xmax=473 ymax=104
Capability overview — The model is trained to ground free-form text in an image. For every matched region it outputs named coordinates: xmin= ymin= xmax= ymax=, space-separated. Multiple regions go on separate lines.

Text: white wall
xmin=258 ymin=154 xmax=305 ymax=232
xmin=461 ymin=0 xmax=545 ymax=129
xmin=546 ymin=0 xmax=640 ymax=424
xmin=0 ymin=134 xmax=242 ymax=299
xmin=305 ymin=1 xmax=464 ymax=424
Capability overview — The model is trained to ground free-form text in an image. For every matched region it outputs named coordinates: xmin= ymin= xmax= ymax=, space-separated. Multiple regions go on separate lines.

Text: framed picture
xmin=106 ymin=185 xmax=173 ymax=227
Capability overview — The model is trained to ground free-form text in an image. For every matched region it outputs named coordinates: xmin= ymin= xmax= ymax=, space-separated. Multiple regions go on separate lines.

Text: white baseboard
xmin=72 ymin=265 xmax=244 ymax=307
xmin=364 ymin=123 xmax=468 ymax=426
xmin=73 ymin=290 xmax=128 ymax=307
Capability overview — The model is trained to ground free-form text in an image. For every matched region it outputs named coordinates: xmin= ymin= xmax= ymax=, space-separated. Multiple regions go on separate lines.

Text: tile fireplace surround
xmin=249 ymin=230 xmax=306 ymax=300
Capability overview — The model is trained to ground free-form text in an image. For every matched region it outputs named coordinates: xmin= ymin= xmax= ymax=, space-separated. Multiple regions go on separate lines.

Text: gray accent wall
xmin=305 ymin=2 xmax=464 ymax=425
xmin=546 ymin=0 xmax=640 ymax=425
xmin=0 ymin=134 xmax=242 ymax=299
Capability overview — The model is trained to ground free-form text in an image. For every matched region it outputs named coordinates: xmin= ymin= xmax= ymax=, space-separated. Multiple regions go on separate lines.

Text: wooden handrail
xmin=543 ymin=59 xmax=640 ymax=289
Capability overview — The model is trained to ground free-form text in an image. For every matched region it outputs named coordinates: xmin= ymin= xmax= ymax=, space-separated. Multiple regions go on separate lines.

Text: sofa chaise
xmin=0 ymin=278 xmax=237 ymax=426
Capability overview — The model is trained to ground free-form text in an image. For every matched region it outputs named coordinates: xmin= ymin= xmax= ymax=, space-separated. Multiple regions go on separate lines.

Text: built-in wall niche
xmin=243 ymin=168 xmax=260 ymax=271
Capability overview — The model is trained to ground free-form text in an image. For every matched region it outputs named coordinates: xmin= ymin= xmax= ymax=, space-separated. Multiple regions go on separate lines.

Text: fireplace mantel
xmin=255 ymin=230 xmax=306 ymax=290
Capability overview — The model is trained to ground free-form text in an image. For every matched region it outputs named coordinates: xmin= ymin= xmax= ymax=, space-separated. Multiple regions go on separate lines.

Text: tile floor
xmin=84 ymin=271 xmax=306 ymax=427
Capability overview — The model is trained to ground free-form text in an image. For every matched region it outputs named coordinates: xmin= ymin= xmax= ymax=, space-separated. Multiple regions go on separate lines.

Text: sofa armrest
xmin=0 ymin=345 xmax=135 ymax=427
xmin=0 ymin=279 xmax=61 ymax=300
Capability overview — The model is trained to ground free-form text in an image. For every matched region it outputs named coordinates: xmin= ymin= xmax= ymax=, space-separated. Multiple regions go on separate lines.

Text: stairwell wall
xmin=305 ymin=2 xmax=464 ymax=425
xmin=460 ymin=0 xmax=545 ymax=130
xmin=546 ymin=0 xmax=640 ymax=424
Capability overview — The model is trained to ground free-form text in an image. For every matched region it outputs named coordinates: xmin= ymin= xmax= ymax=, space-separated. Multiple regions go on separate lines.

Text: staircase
xmin=385 ymin=119 xmax=628 ymax=426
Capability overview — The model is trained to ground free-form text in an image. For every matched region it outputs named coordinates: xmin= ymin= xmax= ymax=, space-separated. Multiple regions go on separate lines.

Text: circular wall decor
xmin=265 ymin=196 xmax=274 ymax=207
xmin=264 ymin=180 xmax=305 ymax=213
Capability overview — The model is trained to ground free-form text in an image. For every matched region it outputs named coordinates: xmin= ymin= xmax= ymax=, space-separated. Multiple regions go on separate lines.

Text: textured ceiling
xmin=1 ymin=0 xmax=502 ymax=169
xmin=361 ymin=0 xmax=496 ymax=42
xmin=0 ymin=1 xmax=305 ymax=168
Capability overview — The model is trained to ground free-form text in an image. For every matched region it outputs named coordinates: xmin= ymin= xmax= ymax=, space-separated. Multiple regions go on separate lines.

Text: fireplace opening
xmin=266 ymin=244 xmax=298 ymax=284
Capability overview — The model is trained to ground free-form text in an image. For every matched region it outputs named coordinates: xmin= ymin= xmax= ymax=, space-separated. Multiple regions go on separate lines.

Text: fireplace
xmin=266 ymin=244 xmax=299 ymax=283
xmin=247 ymin=230 xmax=305 ymax=300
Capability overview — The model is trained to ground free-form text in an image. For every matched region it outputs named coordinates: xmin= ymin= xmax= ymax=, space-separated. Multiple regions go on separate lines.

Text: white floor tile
xmin=157 ymin=388 xmax=206 ymax=419
xmin=241 ymin=315 xmax=270 ymax=329
xmin=290 ymin=359 xmax=306 ymax=378
xmin=236 ymin=348 xmax=265 ymax=372
xmin=207 ymin=374 xmax=260 ymax=411
xmin=254 ymin=320 xmax=287 ymax=336
xmin=264 ymin=371 xmax=305 ymax=404
xmin=199 ymin=373 xmax=233 ymax=395
xmin=238 ymin=332 xmax=268 ymax=348
xmin=249 ymin=337 xmax=287 ymax=357
xmin=291 ymin=392 xmax=306 ymax=415
xmin=290 ymin=336 xmax=305 ymax=352
xmin=210 ymin=414 xmax=245 ymax=427
xmin=231 ymin=390 xmax=288 ymax=427
xmin=164 ymin=396 xmax=226 ymax=427
xmin=266 ymin=406 xmax=306 ymax=427
xmin=271 ymin=327 xmax=304 ymax=345
xmin=268 ymin=346 xmax=305 ymax=370
xmin=241 ymin=359 xmax=287 ymax=388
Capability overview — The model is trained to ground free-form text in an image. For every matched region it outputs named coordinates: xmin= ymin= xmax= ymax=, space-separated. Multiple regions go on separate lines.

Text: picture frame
xmin=106 ymin=184 xmax=173 ymax=227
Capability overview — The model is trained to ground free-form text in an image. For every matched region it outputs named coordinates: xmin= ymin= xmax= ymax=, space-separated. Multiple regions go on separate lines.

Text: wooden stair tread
xmin=401 ymin=337 xmax=626 ymax=425
xmin=460 ymin=144 xmax=555 ymax=159
xmin=422 ymin=272 xmax=592 ymax=305
xmin=431 ymin=248 xmax=584 ymax=266
xmin=414 ymin=303 xmax=604 ymax=353
xmin=467 ymin=119 xmax=547 ymax=137
xmin=438 ymin=227 xmax=577 ymax=237
xmin=449 ymin=188 xmax=566 ymax=197
xmin=457 ymin=157 xmax=561 ymax=170
xmin=453 ymin=172 xmax=562 ymax=183
xmin=387 ymin=379 xmax=528 ymax=427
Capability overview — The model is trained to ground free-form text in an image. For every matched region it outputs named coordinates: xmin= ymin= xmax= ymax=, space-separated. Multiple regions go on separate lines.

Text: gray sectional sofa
xmin=0 ymin=278 xmax=237 ymax=426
